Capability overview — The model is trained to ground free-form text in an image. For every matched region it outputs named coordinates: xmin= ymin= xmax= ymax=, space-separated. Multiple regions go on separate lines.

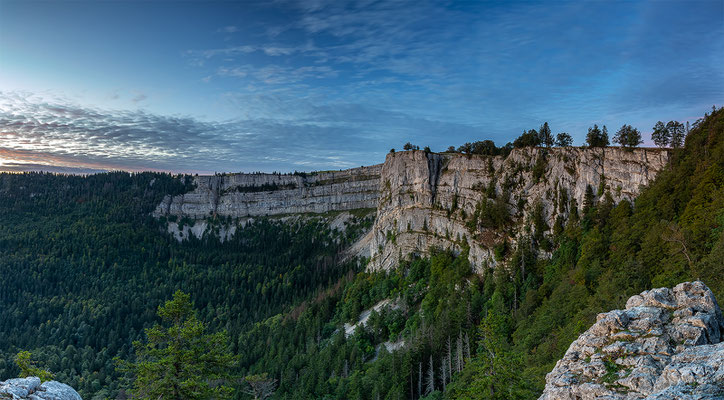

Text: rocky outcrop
xmin=153 ymin=165 xmax=381 ymax=220
xmin=0 ymin=377 xmax=82 ymax=400
xmin=367 ymin=147 xmax=669 ymax=271
xmin=539 ymin=281 xmax=724 ymax=400
xmin=153 ymin=147 xmax=668 ymax=268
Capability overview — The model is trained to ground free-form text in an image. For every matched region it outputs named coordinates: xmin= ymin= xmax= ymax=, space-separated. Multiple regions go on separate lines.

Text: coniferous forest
xmin=0 ymin=108 xmax=722 ymax=399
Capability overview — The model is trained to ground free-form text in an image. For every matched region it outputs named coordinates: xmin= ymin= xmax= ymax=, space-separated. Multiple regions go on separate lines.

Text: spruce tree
xmin=118 ymin=290 xmax=237 ymax=400
xmin=652 ymin=121 xmax=670 ymax=148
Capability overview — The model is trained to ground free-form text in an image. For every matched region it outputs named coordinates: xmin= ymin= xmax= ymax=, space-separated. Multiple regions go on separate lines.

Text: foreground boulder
xmin=539 ymin=281 xmax=724 ymax=399
xmin=0 ymin=377 xmax=81 ymax=400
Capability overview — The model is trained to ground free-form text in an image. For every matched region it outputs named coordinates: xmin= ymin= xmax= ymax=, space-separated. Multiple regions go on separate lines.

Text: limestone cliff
xmin=154 ymin=147 xmax=668 ymax=270
xmin=154 ymin=165 xmax=381 ymax=219
xmin=539 ymin=281 xmax=724 ymax=399
xmin=367 ymin=147 xmax=669 ymax=271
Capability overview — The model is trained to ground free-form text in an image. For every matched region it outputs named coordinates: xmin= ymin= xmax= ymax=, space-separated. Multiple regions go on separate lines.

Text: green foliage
xmin=532 ymin=155 xmax=547 ymax=184
xmin=652 ymin=121 xmax=670 ymax=148
xmin=613 ymin=124 xmax=643 ymax=149
xmin=0 ymin=171 xmax=362 ymax=398
xmin=555 ymin=132 xmax=573 ymax=147
xmin=539 ymin=122 xmax=554 ymax=148
xmin=1 ymin=108 xmax=722 ymax=400
xmin=586 ymin=124 xmax=609 ymax=147
xmin=513 ymin=129 xmax=541 ymax=148
xmin=118 ymin=290 xmax=237 ymax=400
xmin=15 ymin=351 xmax=54 ymax=382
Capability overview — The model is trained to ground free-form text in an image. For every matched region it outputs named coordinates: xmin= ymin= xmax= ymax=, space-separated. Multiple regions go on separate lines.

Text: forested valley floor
xmin=0 ymin=109 xmax=722 ymax=399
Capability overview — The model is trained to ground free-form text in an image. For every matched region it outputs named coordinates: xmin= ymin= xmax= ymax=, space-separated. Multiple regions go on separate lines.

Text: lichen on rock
xmin=539 ymin=281 xmax=724 ymax=400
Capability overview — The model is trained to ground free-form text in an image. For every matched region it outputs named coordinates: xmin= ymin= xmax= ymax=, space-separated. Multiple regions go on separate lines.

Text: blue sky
xmin=0 ymin=0 xmax=722 ymax=174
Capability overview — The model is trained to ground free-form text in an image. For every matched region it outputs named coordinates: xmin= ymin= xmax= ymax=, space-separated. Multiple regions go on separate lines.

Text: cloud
xmin=131 ymin=93 xmax=148 ymax=103
xmin=0 ymin=91 xmax=488 ymax=174
xmin=218 ymin=25 xmax=238 ymax=34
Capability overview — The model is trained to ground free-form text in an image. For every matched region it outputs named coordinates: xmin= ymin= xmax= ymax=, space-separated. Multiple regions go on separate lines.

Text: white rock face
xmin=152 ymin=148 xmax=669 ymax=268
xmin=368 ymin=147 xmax=669 ymax=271
xmin=153 ymin=165 xmax=382 ymax=219
xmin=0 ymin=377 xmax=82 ymax=400
xmin=539 ymin=281 xmax=724 ymax=400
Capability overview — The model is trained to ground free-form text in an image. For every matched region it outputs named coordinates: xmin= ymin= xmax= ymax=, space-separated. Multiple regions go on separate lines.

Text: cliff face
xmin=367 ymin=147 xmax=669 ymax=271
xmin=539 ymin=281 xmax=724 ymax=399
xmin=154 ymin=147 xmax=669 ymax=269
xmin=153 ymin=165 xmax=382 ymax=219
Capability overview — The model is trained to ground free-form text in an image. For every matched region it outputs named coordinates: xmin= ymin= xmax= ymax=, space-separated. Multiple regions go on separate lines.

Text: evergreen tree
xmin=613 ymin=124 xmax=643 ymax=149
xmin=652 ymin=121 xmax=670 ymax=148
xmin=539 ymin=122 xmax=554 ymax=147
xmin=585 ymin=124 xmax=609 ymax=147
xmin=118 ymin=290 xmax=237 ymax=400
xmin=15 ymin=351 xmax=53 ymax=382
xmin=555 ymin=132 xmax=573 ymax=147
xmin=667 ymin=121 xmax=685 ymax=148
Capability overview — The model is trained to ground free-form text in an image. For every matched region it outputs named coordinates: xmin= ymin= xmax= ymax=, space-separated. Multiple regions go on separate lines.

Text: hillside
xmin=0 ymin=107 xmax=721 ymax=399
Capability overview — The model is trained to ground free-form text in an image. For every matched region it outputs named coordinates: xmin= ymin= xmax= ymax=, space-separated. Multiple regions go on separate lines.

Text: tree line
xmin=391 ymin=114 xmax=707 ymax=157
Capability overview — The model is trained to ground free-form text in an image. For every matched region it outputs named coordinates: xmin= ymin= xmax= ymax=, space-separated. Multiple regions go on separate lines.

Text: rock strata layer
xmin=0 ymin=377 xmax=82 ymax=400
xmin=368 ymin=147 xmax=668 ymax=270
xmin=154 ymin=165 xmax=382 ymax=219
xmin=539 ymin=281 xmax=724 ymax=400
xmin=153 ymin=148 xmax=669 ymax=270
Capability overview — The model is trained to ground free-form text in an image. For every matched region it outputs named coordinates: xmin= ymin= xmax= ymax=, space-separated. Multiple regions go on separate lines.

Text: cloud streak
xmin=0 ymin=91 xmax=485 ymax=174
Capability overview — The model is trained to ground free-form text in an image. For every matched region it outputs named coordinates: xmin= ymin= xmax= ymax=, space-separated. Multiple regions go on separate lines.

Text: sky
xmin=0 ymin=0 xmax=722 ymax=174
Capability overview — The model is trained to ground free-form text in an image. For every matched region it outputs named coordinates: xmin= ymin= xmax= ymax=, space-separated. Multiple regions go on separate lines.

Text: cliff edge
xmin=539 ymin=281 xmax=724 ymax=400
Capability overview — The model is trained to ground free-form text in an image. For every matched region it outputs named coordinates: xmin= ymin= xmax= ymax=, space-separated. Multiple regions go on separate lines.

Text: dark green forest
xmin=0 ymin=108 xmax=722 ymax=399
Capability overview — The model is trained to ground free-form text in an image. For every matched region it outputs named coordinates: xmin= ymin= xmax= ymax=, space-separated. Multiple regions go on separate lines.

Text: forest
xmin=0 ymin=108 xmax=722 ymax=399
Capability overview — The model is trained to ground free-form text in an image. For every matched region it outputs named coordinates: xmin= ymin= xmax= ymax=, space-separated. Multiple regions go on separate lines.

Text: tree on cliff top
xmin=613 ymin=124 xmax=643 ymax=149
xmin=586 ymin=124 xmax=609 ymax=147
xmin=555 ymin=132 xmax=573 ymax=147
xmin=540 ymin=122 xmax=554 ymax=147
xmin=118 ymin=290 xmax=237 ymax=400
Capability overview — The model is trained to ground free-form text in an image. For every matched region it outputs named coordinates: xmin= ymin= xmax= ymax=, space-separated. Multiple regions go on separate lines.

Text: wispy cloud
xmin=0 ymin=91 xmax=485 ymax=174
xmin=131 ymin=93 xmax=148 ymax=103
xmin=217 ymin=25 xmax=238 ymax=34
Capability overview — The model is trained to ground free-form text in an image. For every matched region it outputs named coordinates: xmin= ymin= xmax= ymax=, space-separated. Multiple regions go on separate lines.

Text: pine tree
xmin=555 ymin=132 xmax=573 ymax=147
xmin=652 ymin=121 xmax=670 ymax=148
xmin=667 ymin=121 xmax=685 ymax=148
xmin=613 ymin=124 xmax=642 ymax=149
xmin=586 ymin=124 xmax=609 ymax=147
xmin=118 ymin=290 xmax=237 ymax=400
xmin=539 ymin=122 xmax=554 ymax=147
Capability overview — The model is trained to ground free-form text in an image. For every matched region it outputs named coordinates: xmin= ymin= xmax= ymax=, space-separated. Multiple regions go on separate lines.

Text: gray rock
xmin=539 ymin=281 xmax=724 ymax=400
xmin=0 ymin=377 xmax=81 ymax=400
xmin=0 ymin=377 xmax=41 ymax=398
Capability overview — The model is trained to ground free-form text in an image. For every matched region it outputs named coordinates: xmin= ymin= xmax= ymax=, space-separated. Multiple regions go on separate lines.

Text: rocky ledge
xmin=540 ymin=281 xmax=724 ymax=399
xmin=0 ymin=377 xmax=81 ymax=400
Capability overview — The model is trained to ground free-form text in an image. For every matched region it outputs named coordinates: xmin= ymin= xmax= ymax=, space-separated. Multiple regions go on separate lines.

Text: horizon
xmin=1 ymin=0 xmax=723 ymax=174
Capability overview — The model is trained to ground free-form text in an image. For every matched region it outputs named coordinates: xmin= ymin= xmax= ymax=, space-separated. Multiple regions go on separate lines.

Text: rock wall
xmin=153 ymin=165 xmax=382 ymax=219
xmin=367 ymin=147 xmax=669 ymax=271
xmin=153 ymin=147 xmax=668 ymax=269
xmin=539 ymin=281 xmax=724 ymax=399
